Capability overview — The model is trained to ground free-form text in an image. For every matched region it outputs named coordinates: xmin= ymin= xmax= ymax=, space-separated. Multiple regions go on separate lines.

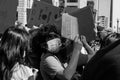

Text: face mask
xmin=47 ymin=38 xmax=62 ymax=53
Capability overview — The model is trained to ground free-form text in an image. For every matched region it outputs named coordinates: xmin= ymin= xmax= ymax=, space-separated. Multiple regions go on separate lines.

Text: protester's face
xmin=47 ymin=38 xmax=62 ymax=53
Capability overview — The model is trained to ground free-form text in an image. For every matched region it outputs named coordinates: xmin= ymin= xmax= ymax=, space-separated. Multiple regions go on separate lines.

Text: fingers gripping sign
xmin=74 ymin=34 xmax=83 ymax=50
xmin=80 ymin=35 xmax=87 ymax=45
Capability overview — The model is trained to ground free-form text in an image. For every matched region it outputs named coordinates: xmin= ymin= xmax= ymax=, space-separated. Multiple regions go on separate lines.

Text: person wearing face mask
xmin=38 ymin=23 xmax=83 ymax=80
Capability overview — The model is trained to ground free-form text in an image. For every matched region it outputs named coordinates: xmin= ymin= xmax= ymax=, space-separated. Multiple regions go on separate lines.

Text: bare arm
xmin=56 ymin=35 xmax=83 ymax=80
xmin=80 ymin=35 xmax=95 ymax=61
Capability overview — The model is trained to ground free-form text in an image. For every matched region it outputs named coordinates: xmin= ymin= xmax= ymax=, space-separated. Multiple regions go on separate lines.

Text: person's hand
xmin=80 ymin=35 xmax=87 ymax=45
xmin=73 ymin=35 xmax=83 ymax=50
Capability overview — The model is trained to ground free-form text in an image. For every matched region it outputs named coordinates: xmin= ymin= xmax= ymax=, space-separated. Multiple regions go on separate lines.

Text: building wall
xmin=17 ymin=0 xmax=27 ymax=25
xmin=112 ymin=0 xmax=120 ymax=32
xmin=65 ymin=0 xmax=87 ymax=8
xmin=17 ymin=0 xmax=33 ymax=25
xmin=98 ymin=0 xmax=111 ymax=27
xmin=98 ymin=16 xmax=108 ymax=28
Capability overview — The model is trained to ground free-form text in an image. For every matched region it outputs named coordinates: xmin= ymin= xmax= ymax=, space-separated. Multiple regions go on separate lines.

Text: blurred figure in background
xmin=80 ymin=26 xmax=120 ymax=80
xmin=96 ymin=26 xmax=120 ymax=49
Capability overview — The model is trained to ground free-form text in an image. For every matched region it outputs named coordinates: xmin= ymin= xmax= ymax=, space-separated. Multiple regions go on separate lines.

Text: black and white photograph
xmin=0 ymin=0 xmax=120 ymax=80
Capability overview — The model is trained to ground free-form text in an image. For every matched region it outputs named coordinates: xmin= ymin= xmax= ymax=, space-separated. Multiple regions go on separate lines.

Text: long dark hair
xmin=30 ymin=24 xmax=60 ymax=54
xmin=0 ymin=26 xmax=29 ymax=80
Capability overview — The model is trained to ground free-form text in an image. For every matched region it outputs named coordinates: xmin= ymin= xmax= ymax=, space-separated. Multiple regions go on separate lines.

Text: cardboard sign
xmin=70 ymin=6 xmax=95 ymax=42
xmin=61 ymin=13 xmax=78 ymax=40
xmin=28 ymin=1 xmax=60 ymax=27
xmin=55 ymin=6 xmax=95 ymax=42
xmin=0 ymin=0 xmax=18 ymax=33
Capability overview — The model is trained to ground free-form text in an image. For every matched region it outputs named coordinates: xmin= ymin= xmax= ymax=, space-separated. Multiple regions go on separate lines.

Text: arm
xmin=80 ymin=35 xmax=95 ymax=61
xmin=56 ymin=35 xmax=83 ymax=80
xmin=44 ymin=47 xmax=81 ymax=80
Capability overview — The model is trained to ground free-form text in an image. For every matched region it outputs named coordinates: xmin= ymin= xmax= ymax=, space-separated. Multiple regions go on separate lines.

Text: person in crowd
xmin=35 ymin=24 xmax=96 ymax=80
xmin=0 ymin=27 xmax=38 ymax=80
xmin=96 ymin=26 xmax=120 ymax=49
xmin=28 ymin=24 xmax=60 ymax=69
xmin=28 ymin=24 xmax=62 ymax=80
xmin=29 ymin=24 xmax=81 ymax=80
xmin=28 ymin=23 xmax=95 ymax=80
xmin=28 ymin=28 xmax=44 ymax=80
xmin=80 ymin=26 xmax=120 ymax=80
xmin=80 ymin=35 xmax=96 ymax=62
xmin=40 ymin=33 xmax=82 ymax=80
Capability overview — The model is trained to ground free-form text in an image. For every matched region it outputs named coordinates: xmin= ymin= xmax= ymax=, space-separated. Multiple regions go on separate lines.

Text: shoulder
xmin=46 ymin=56 xmax=59 ymax=62
xmin=11 ymin=64 xmax=37 ymax=80
xmin=40 ymin=54 xmax=64 ymax=72
xmin=41 ymin=53 xmax=60 ymax=63
xmin=41 ymin=54 xmax=61 ymax=67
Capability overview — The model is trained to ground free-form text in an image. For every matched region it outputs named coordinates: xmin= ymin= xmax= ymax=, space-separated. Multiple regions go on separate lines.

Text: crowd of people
xmin=0 ymin=22 xmax=120 ymax=80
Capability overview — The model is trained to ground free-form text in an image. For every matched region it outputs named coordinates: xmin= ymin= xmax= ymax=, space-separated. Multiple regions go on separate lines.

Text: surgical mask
xmin=47 ymin=38 xmax=62 ymax=53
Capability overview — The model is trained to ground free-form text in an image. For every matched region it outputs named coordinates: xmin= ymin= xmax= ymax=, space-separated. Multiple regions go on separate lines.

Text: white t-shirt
xmin=40 ymin=53 xmax=66 ymax=80
xmin=52 ymin=0 xmax=60 ymax=7
xmin=11 ymin=63 xmax=38 ymax=80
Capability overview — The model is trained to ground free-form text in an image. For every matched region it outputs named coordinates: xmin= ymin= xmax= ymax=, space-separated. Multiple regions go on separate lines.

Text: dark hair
xmin=100 ymin=32 xmax=120 ymax=49
xmin=28 ymin=24 xmax=61 ymax=79
xmin=0 ymin=26 xmax=29 ymax=80
xmin=39 ymin=24 xmax=60 ymax=35
xmin=29 ymin=24 xmax=72 ymax=66
xmin=30 ymin=24 xmax=60 ymax=55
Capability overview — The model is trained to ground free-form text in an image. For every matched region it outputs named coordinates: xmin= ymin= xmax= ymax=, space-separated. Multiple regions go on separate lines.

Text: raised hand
xmin=73 ymin=35 xmax=83 ymax=50
xmin=80 ymin=35 xmax=87 ymax=45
